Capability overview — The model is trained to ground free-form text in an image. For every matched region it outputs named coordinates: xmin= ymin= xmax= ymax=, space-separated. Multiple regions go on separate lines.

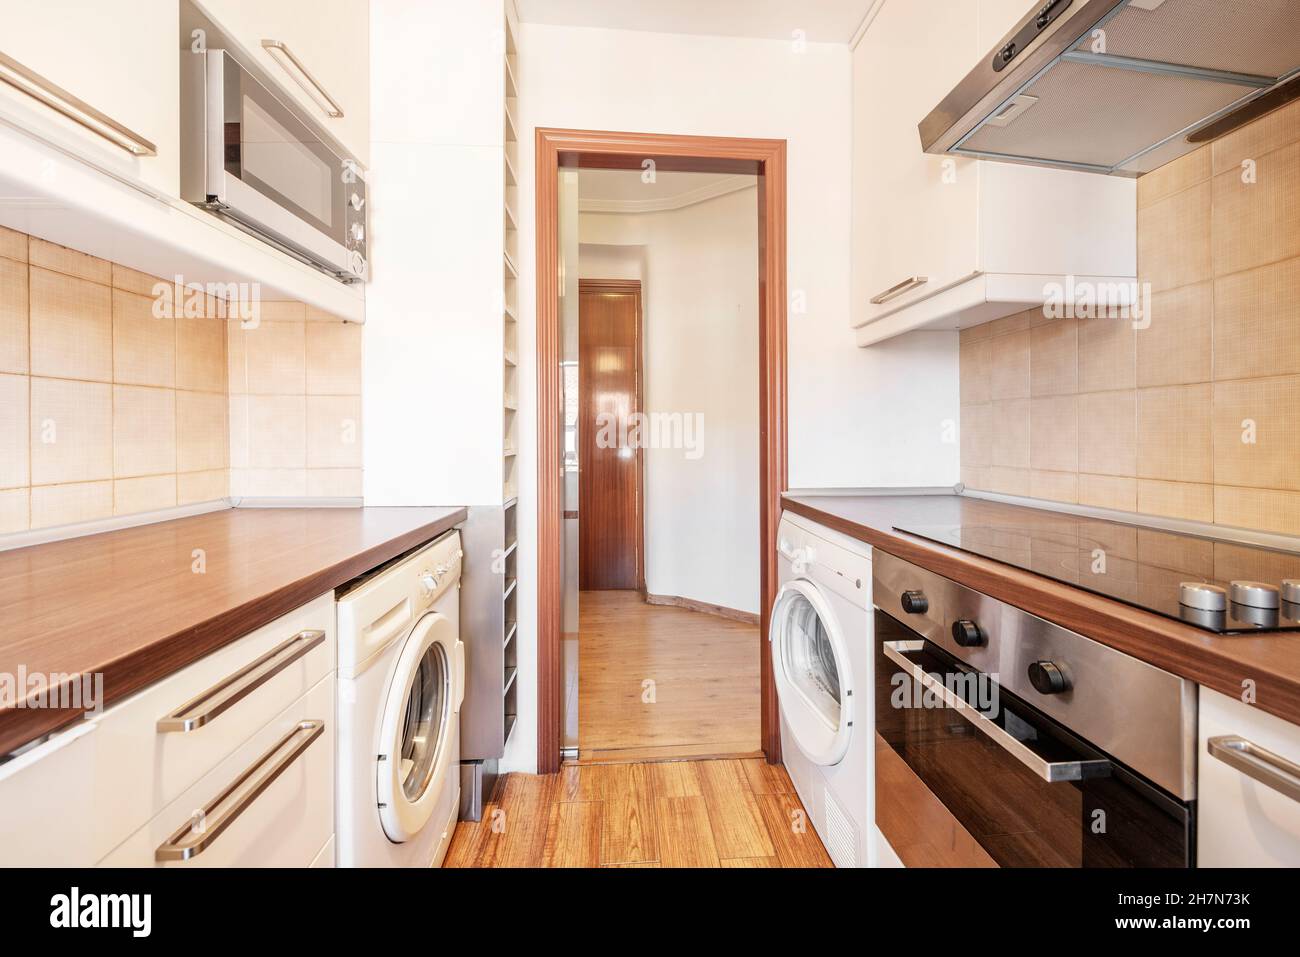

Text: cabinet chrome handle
xmin=882 ymin=640 xmax=1110 ymax=783
xmin=155 ymin=719 xmax=323 ymax=862
xmin=157 ymin=630 xmax=325 ymax=733
xmin=1208 ymin=735 xmax=1300 ymax=804
xmin=261 ymin=40 xmax=345 ymax=118
xmin=0 ymin=50 xmax=157 ymax=156
xmin=870 ymin=276 xmax=929 ymax=305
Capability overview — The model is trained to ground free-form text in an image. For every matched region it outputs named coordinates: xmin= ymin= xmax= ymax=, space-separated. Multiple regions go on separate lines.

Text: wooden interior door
xmin=578 ymin=280 xmax=642 ymax=591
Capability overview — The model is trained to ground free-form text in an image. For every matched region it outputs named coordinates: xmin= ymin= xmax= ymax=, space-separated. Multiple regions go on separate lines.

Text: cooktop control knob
xmin=951 ymin=619 xmax=985 ymax=647
xmin=1179 ymin=582 xmax=1227 ymax=612
xmin=1230 ymin=581 xmax=1281 ymax=609
xmin=900 ymin=590 xmax=929 ymax=615
xmin=1028 ymin=660 xmax=1069 ymax=695
xmin=1283 ymin=580 xmax=1300 ymax=605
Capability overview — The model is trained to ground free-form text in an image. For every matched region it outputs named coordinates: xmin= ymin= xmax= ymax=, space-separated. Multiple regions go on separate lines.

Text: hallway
xmin=576 ymin=591 xmax=761 ymax=763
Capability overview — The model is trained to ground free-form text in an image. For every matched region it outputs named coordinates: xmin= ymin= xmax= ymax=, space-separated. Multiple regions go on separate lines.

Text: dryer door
xmin=770 ymin=579 xmax=854 ymax=766
xmin=377 ymin=611 xmax=458 ymax=842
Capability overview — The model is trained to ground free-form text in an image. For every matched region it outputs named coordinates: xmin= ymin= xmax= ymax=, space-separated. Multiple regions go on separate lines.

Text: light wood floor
xmin=577 ymin=590 xmax=760 ymax=762
xmin=444 ymin=759 xmax=832 ymax=868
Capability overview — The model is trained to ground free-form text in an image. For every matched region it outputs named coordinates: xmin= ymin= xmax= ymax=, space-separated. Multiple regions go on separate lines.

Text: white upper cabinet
xmin=0 ymin=0 xmax=180 ymax=195
xmin=851 ymin=0 xmax=1137 ymax=346
xmin=198 ymin=0 xmax=370 ymax=168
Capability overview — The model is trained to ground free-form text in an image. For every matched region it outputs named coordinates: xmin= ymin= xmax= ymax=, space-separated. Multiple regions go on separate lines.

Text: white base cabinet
xmin=1198 ymin=687 xmax=1300 ymax=867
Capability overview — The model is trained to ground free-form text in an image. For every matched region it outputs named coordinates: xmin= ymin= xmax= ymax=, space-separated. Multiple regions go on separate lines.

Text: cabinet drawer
xmin=89 ymin=592 xmax=334 ymax=861
xmin=99 ymin=674 xmax=333 ymax=867
xmin=1198 ymin=687 xmax=1300 ymax=867
xmin=0 ymin=720 xmax=98 ymax=866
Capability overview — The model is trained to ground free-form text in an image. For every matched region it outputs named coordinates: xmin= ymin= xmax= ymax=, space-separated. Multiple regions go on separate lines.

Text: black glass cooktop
xmin=894 ymin=518 xmax=1300 ymax=634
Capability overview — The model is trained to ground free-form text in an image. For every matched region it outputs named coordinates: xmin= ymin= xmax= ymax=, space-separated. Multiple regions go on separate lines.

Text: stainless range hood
xmin=921 ymin=0 xmax=1300 ymax=176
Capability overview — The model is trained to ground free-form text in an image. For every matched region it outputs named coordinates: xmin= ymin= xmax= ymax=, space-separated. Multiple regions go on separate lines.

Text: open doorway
xmin=537 ymin=130 xmax=788 ymax=775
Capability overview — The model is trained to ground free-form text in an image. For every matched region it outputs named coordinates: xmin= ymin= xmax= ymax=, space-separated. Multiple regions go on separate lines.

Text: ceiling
xmin=517 ymin=0 xmax=876 ymax=43
xmin=577 ymin=169 xmax=755 ymax=213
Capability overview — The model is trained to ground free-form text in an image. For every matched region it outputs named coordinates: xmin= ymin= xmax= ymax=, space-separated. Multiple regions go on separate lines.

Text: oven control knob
xmin=1028 ymin=660 xmax=1069 ymax=695
xmin=951 ymin=619 xmax=985 ymax=647
xmin=900 ymin=590 xmax=929 ymax=615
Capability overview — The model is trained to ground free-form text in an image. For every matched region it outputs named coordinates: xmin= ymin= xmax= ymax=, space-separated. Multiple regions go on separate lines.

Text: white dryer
xmin=335 ymin=529 xmax=465 ymax=867
xmin=770 ymin=510 xmax=874 ymax=867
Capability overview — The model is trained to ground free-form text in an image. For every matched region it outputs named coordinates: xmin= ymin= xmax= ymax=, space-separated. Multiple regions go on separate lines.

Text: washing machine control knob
xmin=420 ymin=571 xmax=438 ymax=595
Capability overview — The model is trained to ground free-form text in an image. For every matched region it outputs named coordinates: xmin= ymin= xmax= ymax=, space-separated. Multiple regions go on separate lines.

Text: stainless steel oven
xmin=181 ymin=48 xmax=366 ymax=282
xmin=873 ymin=550 xmax=1197 ymax=867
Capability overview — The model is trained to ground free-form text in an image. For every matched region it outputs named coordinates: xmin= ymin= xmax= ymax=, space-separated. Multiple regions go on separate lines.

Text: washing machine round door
xmin=378 ymin=611 xmax=457 ymax=842
xmin=769 ymin=579 xmax=853 ymax=766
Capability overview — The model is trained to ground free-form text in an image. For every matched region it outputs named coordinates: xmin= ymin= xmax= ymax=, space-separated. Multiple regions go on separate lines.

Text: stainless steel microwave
xmin=181 ymin=49 xmax=366 ymax=283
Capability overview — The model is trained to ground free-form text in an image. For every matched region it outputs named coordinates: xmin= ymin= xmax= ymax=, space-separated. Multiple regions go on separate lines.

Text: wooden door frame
xmin=576 ymin=278 xmax=645 ymax=592
xmin=536 ymin=127 xmax=787 ymax=774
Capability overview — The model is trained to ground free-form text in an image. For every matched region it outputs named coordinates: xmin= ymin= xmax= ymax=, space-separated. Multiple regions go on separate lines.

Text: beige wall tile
xmin=989 ymin=329 xmax=1031 ymax=400
xmin=113 ymin=386 xmax=176 ymax=478
xmin=177 ymin=390 xmax=229 ymax=473
xmin=1137 ymin=480 xmax=1214 ymax=523
xmin=1138 ymin=145 xmax=1210 ymax=208
xmin=0 ymin=257 xmax=28 ymax=375
xmin=244 ymin=319 xmax=305 ymax=394
xmin=991 ymin=398 xmax=1030 ymax=469
xmin=1137 ymin=282 xmax=1212 ymax=387
xmin=112 ymin=289 xmax=175 ymax=388
xmin=231 ymin=468 xmax=307 ymax=498
xmin=960 ymin=466 xmax=989 ymax=491
xmin=247 ymin=395 xmax=306 ymax=468
xmin=29 ymin=267 xmax=112 ymax=382
xmin=1030 ymin=395 xmax=1078 ymax=473
xmin=0 ymin=488 xmax=28 ymax=533
xmin=1079 ymin=474 xmax=1137 ymax=512
xmin=986 ymin=466 xmax=1029 ymax=497
xmin=959 ymin=337 xmax=991 ymax=405
xmin=1078 ymin=317 xmax=1136 ymax=393
xmin=1212 ymin=142 xmax=1300 ymax=278
xmin=28 ymin=238 xmax=110 ymax=284
xmin=306 ymin=395 xmax=362 ymax=468
xmin=1212 ymin=96 xmax=1300 ymax=176
xmin=177 ymin=316 xmax=227 ymax=393
xmin=29 ymin=378 xmax=112 ymax=484
xmin=306 ymin=321 xmax=363 ymax=395
xmin=959 ymin=323 xmax=993 ymax=344
xmin=985 ymin=308 xmax=1039 ymax=338
xmin=0 ymin=373 xmax=28 ymax=489
xmin=1215 ymin=486 xmax=1300 ymax=536
xmin=307 ymin=468 xmax=362 ymax=498
xmin=1030 ymin=470 xmax=1078 ymax=504
xmin=1137 ymin=181 xmax=1211 ymax=293
xmin=256 ymin=301 xmax=307 ymax=323
xmin=226 ymin=320 xmax=248 ymax=394
xmin=30 ymin=481 xmax=112 ymax=528
xmin=1214 ymin=256 xmax=1300 ymax=381
xmin=960 ymin=403 xmax=991 ymax=468
xmin=228 ymin=395 xmax=249 ymax=469
xmin=113 ymin=475 xmax=176 ymax=515
xmin=178 ymin=469 xmax=229 ymax=505
xmin=1212 ymin=376 xmax=1300 ymax=492
xmin=1030 ymin=319 xmax=1078 ymax=397
xmin=1137 ymin=384 xmax=1212 ymax=483
xmin=1078 ymin=390 xmax=1136 ymax=477
xmin=111 ymin=263 xmax=165 ymax=297
xmin=0 ymin=225 xmax=27 ymax=263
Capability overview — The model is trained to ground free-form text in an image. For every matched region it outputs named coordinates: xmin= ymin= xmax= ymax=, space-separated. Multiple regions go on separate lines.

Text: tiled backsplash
xmin=960 ymin=98 xmax=1300 ymax=536
xmin=0 ymin=224 xmax=362 ymax=536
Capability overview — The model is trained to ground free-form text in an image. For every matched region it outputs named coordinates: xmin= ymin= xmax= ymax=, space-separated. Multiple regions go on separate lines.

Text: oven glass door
xmin=219 ymin=52 xmax=346 ymax=246
xmin=874 ymin=609 xmax=1192 ymax=868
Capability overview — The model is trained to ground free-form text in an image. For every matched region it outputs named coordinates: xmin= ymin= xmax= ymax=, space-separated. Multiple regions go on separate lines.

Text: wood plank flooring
xmin=577 ymin=590 xmax=760 ymax=761
xmin=444 ymin=759 xmax=833 ymax=868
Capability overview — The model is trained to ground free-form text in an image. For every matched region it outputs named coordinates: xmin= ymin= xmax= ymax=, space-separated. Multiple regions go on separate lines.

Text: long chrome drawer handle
xmin=869 ymin=276 xmax=929 ymax=305
xmin=155 ymin=719 xmax=323 ymax=862
xmin=1208 ymin=735 xmax=1300 ymax=804
xmin=261 ymin=40 xmax=345 ymax=118
xmin=881 ymin=640 xmax=1110 ymax=784
xmin=0 ymin=50 xmax=158 ymax=156
xmin=157 ymin=630 xmax=325 ymax=733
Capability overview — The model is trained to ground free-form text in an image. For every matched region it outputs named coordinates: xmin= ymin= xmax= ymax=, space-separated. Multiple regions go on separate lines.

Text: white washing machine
xmin=770 ymin=510 xmax=875 ymax=867
xmin=335 ymin=529 xmax=465 ymax=867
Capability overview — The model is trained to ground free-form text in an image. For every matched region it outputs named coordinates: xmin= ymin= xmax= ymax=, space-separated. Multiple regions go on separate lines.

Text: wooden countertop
xmin=0 ymin=506 xmax=466 ymax=755
xmin=783 ymin=493 xmax=1300 ymax=728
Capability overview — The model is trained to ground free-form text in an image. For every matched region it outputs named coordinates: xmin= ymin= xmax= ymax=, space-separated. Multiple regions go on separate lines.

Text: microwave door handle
xmin=882 ymin=640 xmax=1111 ymax=784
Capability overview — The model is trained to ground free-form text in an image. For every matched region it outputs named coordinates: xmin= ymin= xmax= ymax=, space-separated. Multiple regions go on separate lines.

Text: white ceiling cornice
xmin=579 ymin=175 xmax=756 ymax=215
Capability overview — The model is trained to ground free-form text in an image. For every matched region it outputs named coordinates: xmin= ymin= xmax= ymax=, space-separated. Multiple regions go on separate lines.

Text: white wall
xmin=578 ymin=186 xmax=761 ymax=614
